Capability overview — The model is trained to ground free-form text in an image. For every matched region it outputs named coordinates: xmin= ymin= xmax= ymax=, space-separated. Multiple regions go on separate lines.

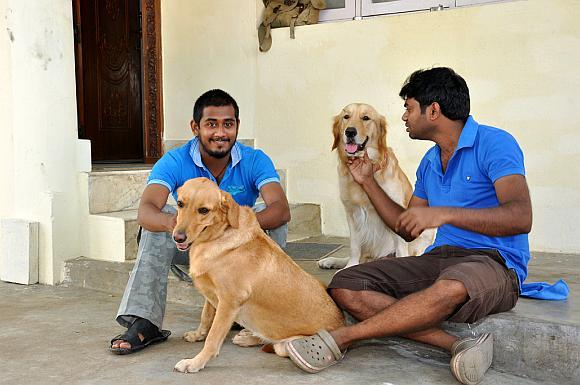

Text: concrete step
xmin=63 ymin=241 xmax=579 ymax=383
xmin=89 ymin=168 xmax=150 ymax=214
xmin=88 ymin=164 xmax=287 ymax=214
xmin=87 ymin=202 xmax=321 ymax=262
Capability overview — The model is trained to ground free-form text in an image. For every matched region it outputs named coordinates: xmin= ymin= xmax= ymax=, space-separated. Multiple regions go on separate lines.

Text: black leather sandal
xmin=110 ymin=318 xmax=171 ymax=355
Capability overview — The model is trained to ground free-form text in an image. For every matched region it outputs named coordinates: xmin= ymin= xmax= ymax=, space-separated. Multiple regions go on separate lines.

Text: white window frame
xmin=319 ymin=0 xmax=514 ymax=22
xmin=456 ymin=0 xmax=506 ymax=5
xmin=361 ymin=0 xmax=455 ymax=16
xmin=318 ymin=0 xmax=358 ymax=22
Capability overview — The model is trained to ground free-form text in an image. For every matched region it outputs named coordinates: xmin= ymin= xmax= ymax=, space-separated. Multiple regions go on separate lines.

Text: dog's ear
xmin=377 ymin=115 xmax=389 ymax=168
xmin=331 ymin=114 xmax=342 ymax=151
xmin=221 ymin=191 xmax=240 ymax=229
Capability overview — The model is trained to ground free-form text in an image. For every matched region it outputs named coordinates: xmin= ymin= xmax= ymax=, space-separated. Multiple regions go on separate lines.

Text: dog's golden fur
xmin=172 ymin=178 xmax=344 ymax=373
xmin=318 ymin=103 xmax=435 ymax=269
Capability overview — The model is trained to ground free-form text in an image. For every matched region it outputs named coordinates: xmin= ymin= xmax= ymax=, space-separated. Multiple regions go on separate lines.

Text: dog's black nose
xmin=345 ymin=127 xmax=357 ymax=138
xmin=173 ymin=231 xmax=187 ymax=243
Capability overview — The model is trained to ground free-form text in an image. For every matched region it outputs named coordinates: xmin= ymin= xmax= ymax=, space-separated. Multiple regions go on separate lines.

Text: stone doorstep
xmin=63 ymin=256 xmax=579 ymax=383
xmin=90 ymin=202 xmax=321 ymax=261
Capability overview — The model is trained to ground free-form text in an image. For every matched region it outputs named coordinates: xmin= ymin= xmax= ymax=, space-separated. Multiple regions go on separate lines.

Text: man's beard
xmin=200 ymin=138 xmax=234 ymax=159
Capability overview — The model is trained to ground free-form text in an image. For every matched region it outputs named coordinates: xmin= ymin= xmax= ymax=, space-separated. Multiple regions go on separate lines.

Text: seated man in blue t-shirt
xmin=286 ymin=68 xmax=532 ymax=385
xmin=110 ymin=89 xmax=290 ymax=354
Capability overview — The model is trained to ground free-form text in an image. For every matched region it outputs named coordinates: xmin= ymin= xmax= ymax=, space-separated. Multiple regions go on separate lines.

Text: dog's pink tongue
xmin=345 ymin=143 xmax=358 ymax=153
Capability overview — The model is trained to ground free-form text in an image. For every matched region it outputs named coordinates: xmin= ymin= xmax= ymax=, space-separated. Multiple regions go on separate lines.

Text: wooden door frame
xmin=72 ymin=0 xmax=163 ymax=164
xmin=141 ymin=0 xmax=163 ymax=164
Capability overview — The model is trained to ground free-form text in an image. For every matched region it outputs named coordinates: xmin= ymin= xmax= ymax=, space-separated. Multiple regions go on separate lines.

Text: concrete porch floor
xmin=0 ymin=281 xmax=573 ymax=385
xmin=2 ymin=235 xmax=579 ymax=384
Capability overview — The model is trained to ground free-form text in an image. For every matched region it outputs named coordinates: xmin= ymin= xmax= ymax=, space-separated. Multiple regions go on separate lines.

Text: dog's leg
xmin=174 ymin=301 xmax=239 ymax=373
xmin=341 ymin=213 xmax=363 ymax=268
xmin=232 ymin=328 xmax=262 ymax=347
xmin=318 ymin=224 xmax=361 ymax=269
xmin=319 ymin=214 xmax=361 ymax=269
xmin=343 ymin=230 xmax=363 ymax=268
xmin=184 ymin=299 xmax=216 ymax=342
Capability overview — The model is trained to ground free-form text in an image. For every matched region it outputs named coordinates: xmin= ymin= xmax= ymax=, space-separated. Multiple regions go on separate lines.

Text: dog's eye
xmin=177 ymin=200 xmax=184 ymax=208
xmin=198 ymin=207 xmax=209 ymax=215
xmin=343 ymin=115 xmax=350 ymax=120
xmin=362 ymin=115 xmax=370 ymax=121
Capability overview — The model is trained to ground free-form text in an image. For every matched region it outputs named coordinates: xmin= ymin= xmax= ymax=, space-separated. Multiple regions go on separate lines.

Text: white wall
xmin=252 ymin=0 xmax=580 ymax=253
xmin=156 ymin=0 xmax=580 ymax=254
xmin=161 ymin=0 xmax=259 ymax=141
xmin=0 ymin=0 xmax=88 ymax=284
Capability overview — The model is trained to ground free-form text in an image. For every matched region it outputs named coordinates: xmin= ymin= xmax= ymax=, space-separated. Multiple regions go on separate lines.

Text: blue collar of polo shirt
xmin=424 ymin=115 xmax=479 ymax=176
xmin=455 ymin=115 xmax=478 ymax=151
xmin=425 ymin=115 xmax=479 ymax=164
xmin=189 ymin=137 xmax=242 ymax=169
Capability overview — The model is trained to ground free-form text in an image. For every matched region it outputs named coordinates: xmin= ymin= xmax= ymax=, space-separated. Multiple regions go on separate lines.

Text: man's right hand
xmin=137 ymin=184 xmax=174 ymax=233
xmin=163 ymin=212 xmax=177 ymax=233
xmin=346 ymin=150 xmax=380 ymax=187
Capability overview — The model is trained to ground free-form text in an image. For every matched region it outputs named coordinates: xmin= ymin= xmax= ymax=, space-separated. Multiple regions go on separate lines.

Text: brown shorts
xmin=328 ymin=245 xmax=520 ymax=323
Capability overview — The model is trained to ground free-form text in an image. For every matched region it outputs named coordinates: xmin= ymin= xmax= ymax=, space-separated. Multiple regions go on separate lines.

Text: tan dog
xmin=318 ymin=103 xmax=435 ymax=269
xmin=171 ymin=178 xmax=344 ymax=373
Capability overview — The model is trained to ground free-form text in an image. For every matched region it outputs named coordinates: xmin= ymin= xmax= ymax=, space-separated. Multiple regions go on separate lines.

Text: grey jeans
xmin=116 ymin=204 xmax=288 ymax=329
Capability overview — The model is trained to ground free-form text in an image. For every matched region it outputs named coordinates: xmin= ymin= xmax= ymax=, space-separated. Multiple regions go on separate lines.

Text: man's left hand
xmin=395 ymin=207 xmax=450 ymax=239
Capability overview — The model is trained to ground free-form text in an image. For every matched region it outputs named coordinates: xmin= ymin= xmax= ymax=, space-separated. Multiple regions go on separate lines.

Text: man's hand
xmin=396 ymin=207 xmax=449 ymax=239
xmin=164 ymin=213 xmax=177 ymax=233
xmin=137 ymin=184 xmax=174 ymax=233
xmin=347 ymin=150 xmax=381 ymax=186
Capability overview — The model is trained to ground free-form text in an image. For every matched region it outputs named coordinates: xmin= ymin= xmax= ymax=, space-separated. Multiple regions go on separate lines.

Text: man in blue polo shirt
xmin=286 ymin=68 xmax=532 ymax=385
xmin=110 ymin=89 xmax=290 ymax=354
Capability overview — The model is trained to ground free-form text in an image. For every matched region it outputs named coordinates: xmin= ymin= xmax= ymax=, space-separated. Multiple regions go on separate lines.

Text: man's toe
xmin=118 ymin=341 xmax=131 ymax=349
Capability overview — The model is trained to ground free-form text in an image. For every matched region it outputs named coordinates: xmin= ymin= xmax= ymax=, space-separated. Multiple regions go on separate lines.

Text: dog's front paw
xmin=174 ymin=358 xmax=205 ymax=373
xmin=317 ymin=256 xmax=348 ymax=269
xmin=183 ymin=329 xmax=207 ymax=342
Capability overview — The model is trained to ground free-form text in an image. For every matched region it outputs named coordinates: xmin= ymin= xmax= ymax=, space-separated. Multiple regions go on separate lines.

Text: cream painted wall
xmin=0 ymin=0 xmax=15 ymax=221
xmin=161 ymin=0 xmax=259 ymax=141
xmin=253 ymin=0 xmax=580 ymax=253
xmin=158 ymin=0 xmax=579 ymax=253
xmin=0 ymin=0 xmax=88 ymax=284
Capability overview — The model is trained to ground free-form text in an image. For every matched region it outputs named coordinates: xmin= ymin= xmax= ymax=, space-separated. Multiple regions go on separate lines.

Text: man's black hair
xmin=193 ymin=89 xmax=239 ymax=124
xmin=399 ymin=67 xmax=470 ymax=121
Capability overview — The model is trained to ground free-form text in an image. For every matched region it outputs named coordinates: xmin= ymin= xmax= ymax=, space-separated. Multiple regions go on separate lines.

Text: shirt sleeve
xmin=480 ymin=130 xmax=526 ymax=183
xmin=147 ymin=152 xmax=180 ymax=194
xmin=251 ymin=149 xmax=281 ymax=190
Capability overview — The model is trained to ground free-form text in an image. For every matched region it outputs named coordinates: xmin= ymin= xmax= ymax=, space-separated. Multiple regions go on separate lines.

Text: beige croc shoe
xmin=285 ymin=330 xmax=344 ymax=373
xmin=450 ymin=333 xmax=493 ymax=385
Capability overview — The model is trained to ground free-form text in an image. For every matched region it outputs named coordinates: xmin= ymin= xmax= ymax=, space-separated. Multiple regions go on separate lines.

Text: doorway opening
xmin=72 ymin=0 xmax=163 ymax=164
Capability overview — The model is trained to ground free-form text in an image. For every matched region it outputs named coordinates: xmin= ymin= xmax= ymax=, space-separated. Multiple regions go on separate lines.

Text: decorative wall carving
xmin=142 ymin=0 xmax=163 ymax=163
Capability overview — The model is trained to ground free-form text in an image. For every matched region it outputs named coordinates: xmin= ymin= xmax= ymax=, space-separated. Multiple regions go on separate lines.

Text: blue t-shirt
xmin=414 ymin=116 xmax=530 ymax=288
xmin=147 ymin=138 xmax=280 ymax=207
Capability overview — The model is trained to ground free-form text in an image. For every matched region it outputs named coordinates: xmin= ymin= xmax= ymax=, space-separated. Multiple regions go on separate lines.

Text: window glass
xmin=326 ymin=0 xmax=347 ymax=9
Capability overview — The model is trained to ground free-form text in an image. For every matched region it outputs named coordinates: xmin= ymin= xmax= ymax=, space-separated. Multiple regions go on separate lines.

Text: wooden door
xmin=74 ymin=0 xmax=144 ymax=162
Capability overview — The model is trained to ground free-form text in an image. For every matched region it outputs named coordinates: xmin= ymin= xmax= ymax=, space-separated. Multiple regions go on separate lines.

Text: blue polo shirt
xmin=414 ymin=116 xmax=530 ymax=288
xmin=147 ymin=137 xmax=280 ymax=207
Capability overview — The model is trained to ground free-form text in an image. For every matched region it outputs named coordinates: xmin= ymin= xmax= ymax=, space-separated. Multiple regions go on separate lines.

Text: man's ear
xmin=429 ymin=102 xmax=441 ymax=121
xmin=221 ymin=191 xmax=240 ymax=229
xmin=190 ymin=120 xmax=199 ymax=136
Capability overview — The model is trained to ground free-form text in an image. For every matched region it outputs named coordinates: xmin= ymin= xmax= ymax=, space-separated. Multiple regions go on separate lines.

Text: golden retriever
xmin=171 ymin=178 xmax=344 ymax=373
xmin=318 ymin=103 xmax=435 ymax=269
